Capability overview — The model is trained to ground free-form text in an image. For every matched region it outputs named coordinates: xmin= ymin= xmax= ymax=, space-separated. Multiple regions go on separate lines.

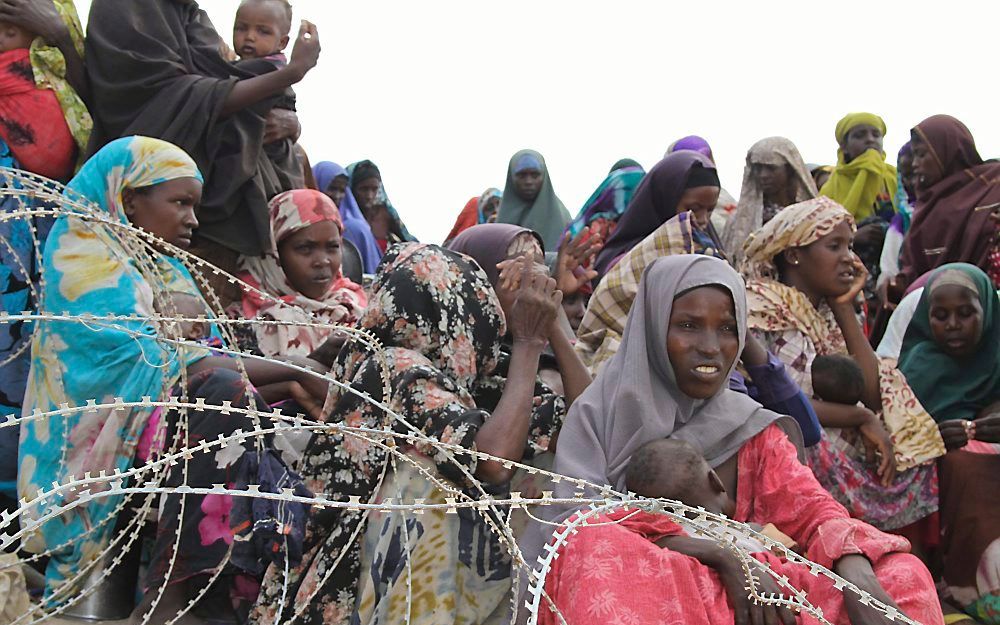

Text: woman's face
xmin=812 ymin=169 xmax=831 ymax=191
xmin=562 ymin=291 xmax=586 ymax=332
xmin=841 ymin=124 xmax=884 ymax=162
xmin=514 ymin=168 xmax=543 ymax=202
xmin=354 ymin=177 xmax=382 ymax=212
xmin=929 ymin=284 xmax=984 ymax=358
xmin=666 ymin=286 xmax=740 ymax=399
xmin=277 ymin=221 xmax=343 ymax=300
xmin=754 ymin=163 xmax=790 ymax=199
xmin=677 ymin=186 xmax=720 ymax=231
xmin=911 ymin=139 xmax=944 ymax=190
xmin=785 ymin=222 xmax=856 ymax=299
xmin=324 ymin=175 xmax=348 ymax=208
xmin=897 ymin=153 xmax=916 ymax=199
xmin=481 ymin=196 xmax=501 ymax=223
xmin=123 ymin=177 xmax=202 ymax=249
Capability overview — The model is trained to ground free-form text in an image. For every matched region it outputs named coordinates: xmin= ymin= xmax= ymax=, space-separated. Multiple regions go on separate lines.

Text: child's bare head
xmin=625 ymin=438 xmax=734 ymax=517
xmin=0 ymin=21 xmax=35 ymax=54
xmin=157 ymin=292 xmax=210 ymax=341
xmin=811 ymin=354 xmax=865 ymax=406
xmin=233 ymin=0 xmax=292 ymax=60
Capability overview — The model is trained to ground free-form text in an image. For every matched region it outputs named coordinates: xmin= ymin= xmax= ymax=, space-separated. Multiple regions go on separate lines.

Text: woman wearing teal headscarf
xmin=819 ymin=112 xmax=898 ymax=221
xmin=17 ymin=136 xmax=324 ymax=620
xmin=898 ymin=263 xmax=1000 ymax=623
xmin=497 ymin=149 xmax=571 ymax=250
xmin=564 ymin=161 xmax=645 ymax=242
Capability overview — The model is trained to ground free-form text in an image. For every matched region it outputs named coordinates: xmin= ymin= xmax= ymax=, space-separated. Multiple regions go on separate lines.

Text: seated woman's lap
xmin=540 ymin=520 xmax=941 ymax=625
xmin=146 ymin=367 xmax=269 ymax=588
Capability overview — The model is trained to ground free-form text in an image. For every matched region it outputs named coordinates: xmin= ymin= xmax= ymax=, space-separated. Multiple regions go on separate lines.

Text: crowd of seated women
xmin=0 ymin=1 xmax=998 ymax=625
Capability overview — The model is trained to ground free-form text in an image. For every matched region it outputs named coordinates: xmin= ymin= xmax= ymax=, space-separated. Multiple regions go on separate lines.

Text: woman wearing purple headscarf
xmin=593 ymin=151 xmax=721 ymax=277
xmin=312 ymin=161 xmax=383 ymax=273
xmin=666 ymin=134 xmax=739 ymax=231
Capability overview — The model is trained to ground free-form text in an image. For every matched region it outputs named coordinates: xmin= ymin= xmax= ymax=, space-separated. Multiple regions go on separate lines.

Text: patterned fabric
xmin=236 ymin=189 xmax=367 ymax=358
xmin=252 ymin=244 xmax=564 ymax=625
xmin=741 ymin=198 xmax=943 ymax=529
xmin=15 ymin=137 xmax=249 ymax=596
xmin=0 ymin=141 xmax=54 ymax=497
xmin=721 ymin=137 xmax=818 ymax=266
xmin=28 ymin=0 xmax=92 ymax=167
xmin=819 ymin=112 xmax=898 ymax=221
xmin=576 ymin=211 xmax=725 ymax=371
xmin=564 ymin=166 xmax=645 ymax=240
xmin=538 ymin=424 xmax=944 ymax=625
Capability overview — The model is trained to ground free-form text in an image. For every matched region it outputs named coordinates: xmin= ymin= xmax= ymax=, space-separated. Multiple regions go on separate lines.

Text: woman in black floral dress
xmin=252 ymin=244 xmax=566 ymax=625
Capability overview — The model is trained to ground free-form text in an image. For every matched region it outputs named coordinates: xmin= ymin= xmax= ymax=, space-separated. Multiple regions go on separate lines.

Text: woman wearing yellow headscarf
xmin=819 ymin=112 xmax=898 ymax=221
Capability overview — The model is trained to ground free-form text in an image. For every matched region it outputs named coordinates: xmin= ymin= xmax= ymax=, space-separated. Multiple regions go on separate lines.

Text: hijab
xmin=237 ymin=189 xmax=367 ymax=357
xmin=496 ymin=149 xmax=570 ymax=250
xmin=444 ymin=188 xmax=503 ymax=244
xmin=594 ymin=151 xmax=717 ymax=276
xmin=899 ymin=115 xmax=1000 ymax=286
xmin=899 ymin=263 xmax=1000 ymax=423
xmin=667 ymin=135 xmax=714 ymax=160
xmin=564 ymin=165 xmax=645 ymax=239
xmin=346 ymin=159 xmax=417 ymax=243
xmin=609 ymin=158 xmax=644 ymax=173
xmin=84 ymin=0 xmax=301 ymax=256
xmin=819 ymin=112 xmax=898 ymax=221
xmin=722 ymin=137 xmax=818 ymax=265
xmin=447 ymin=223 xmax=542 ymax=286
xmin=312 ymin=161 xmax=383 ymax=274
xmin=19 ymin=136 xmax=207 ymax=590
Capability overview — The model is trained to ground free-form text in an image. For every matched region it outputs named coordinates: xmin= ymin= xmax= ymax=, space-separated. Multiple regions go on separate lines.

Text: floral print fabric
xmin=252 ymin=244 xmax=564 ymax=624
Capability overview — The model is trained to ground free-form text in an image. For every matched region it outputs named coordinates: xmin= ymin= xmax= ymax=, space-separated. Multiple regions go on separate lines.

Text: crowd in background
xmin=0 ymin=1 xmax=998 ymax=625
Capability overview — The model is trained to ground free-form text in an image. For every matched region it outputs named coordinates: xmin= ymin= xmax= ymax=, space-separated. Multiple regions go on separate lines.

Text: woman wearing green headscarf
xmin=898 ymin=263 xmax=1000 ymax=624
xmin=497 ymin=149 xmax=571 ymax=250
xmin=820 ymin=112 xmax=898 ymax=221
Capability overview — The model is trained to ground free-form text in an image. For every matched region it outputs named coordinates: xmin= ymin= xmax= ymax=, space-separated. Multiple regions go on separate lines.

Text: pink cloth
xmin=539 ymin=425 xmax=944 ymax=625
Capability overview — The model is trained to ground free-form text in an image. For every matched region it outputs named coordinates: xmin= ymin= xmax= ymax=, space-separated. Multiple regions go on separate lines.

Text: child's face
xmin=233 ymin=1 xmax=289 ymax=59
xmin=0 ymin=21 xmax=35 ymax=53
xmin=686 ymin=467 xmax=736 ymax=518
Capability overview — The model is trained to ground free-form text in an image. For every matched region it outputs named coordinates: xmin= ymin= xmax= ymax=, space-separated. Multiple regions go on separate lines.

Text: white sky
xmin=76 ymin=1 xmax=1000 ymax=243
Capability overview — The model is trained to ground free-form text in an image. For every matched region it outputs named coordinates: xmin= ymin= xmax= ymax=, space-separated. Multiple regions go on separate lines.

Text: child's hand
xmin=288 ymin=20 xmax=320 ymax=80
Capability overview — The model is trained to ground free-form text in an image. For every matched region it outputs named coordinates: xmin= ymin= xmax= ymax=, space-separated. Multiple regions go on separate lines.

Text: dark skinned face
xmin=841 ymin=124 xmax=884 ymax=162
xmin=783 ymin=222 xmax=856 ymax=301
xmin=323 ymin=175 xmax=349 ymax=208
xmin=928 ymin=284 xmax=984 ymax=359
xmin=354 ymin=177 xmax=382 ymax=212
xmin=677 ymin=186 xmax=720 ymax=231
xmin=277 ymin=221 xmax=343 ymax=300
xmin=666 ymin=286 xmax=740 ymax=400
xmin=513 ymin=168 xmax=543 ymax=202
xmin=911 ymin=139 xmax=945 ymax=190
xmin=122 ymin=177 xmax=202 ymax=250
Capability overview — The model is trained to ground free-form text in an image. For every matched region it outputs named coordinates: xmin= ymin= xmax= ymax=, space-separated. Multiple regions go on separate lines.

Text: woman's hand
xmin=717 ymin=553 xmax=796 ymax=625
xmin=507 ymin=257 xmax=561 ymax=347
xmin=0 ymin=0 xmax=66 ymax=43
xmin=287 ymin=20 xmax=321 ymax=80
xmin=263 ymin=109 xmax=301 ymax=144
xmin=974 ymin=412 xmax=1000 ymax=444
xmin=553 ymin=228 xmax=602 ymax=296
xmin=939 ymin=420 xmax=971 ymax=451
xmin=835 ymin=554 xmax=905 ymax=625
xmin=831 ymin=253 xmax=868 ymax=308
xmin=856 ymin=408 xmax=896 ymax=486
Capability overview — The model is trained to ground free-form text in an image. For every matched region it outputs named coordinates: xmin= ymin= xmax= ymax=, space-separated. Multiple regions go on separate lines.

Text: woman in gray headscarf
xmin=722 ymin=137 xmax=818 ymax=265
xmin=516 ymin=255 xmax=940 ymax=625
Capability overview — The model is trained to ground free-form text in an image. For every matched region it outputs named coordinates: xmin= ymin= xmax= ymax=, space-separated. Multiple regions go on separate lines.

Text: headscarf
xmin=609 ymin=158 xmax=643 ymax=174
xmin=346 ymin=159 xmax=417 ymax=243
xmin=594 ymin=151 xmax=717 ymax=276
xmin=667 ymin=135 xmax=714 ymax=161
xmin=722 ymin=137 xmax=818 ymax=265
xmin=18 ymin=136 xmax=207 ymax=591
xmin=84 ymin=0 xmax=302 ymax=256
xmin=899 ymin=115 xmax=1000 ymax=286
xmin=496 ymin=149 xmax=570 ymax=250
xmin=819 ymin=112 xmax=898 ymax=221
xmin=312 ymin=161 xmax=383 ymax=274
xmin=564 ymin=165 xmax=645 ymax=239
xmin=741 ymin=197 xmax=945 ymax=469
xmin=237 ymin=189 xmax=367 ymax=357
xmin=899 ymin=264 xmax=1000 ymax=423
xmin=443 ymin=188 xmax=503 ymax=244
xmin=576 ymin=212 xmax=726 ymax=371
xmin=447 ymin=223 xmax=542 ymax=286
